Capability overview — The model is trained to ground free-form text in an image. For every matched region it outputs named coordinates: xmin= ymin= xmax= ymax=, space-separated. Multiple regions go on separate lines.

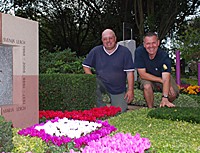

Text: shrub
xmin=39 ymin=74 xmax=96 ymax=111
xmin=0 ymin=116 xmax=13 ymax=152
xmin=39 ymin=47 xmax=85 ymax=74
xmin=147 ymin=107 xmax=200 ymax=124
xmin=132 ymin=89 xmax=199 ymax=107
xmin=12 ymin=128 xmax=48 ymax=153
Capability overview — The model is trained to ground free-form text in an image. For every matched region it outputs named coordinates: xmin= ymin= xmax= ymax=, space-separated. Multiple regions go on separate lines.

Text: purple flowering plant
xmin=18 ymin=117 xmax=117 ymax=149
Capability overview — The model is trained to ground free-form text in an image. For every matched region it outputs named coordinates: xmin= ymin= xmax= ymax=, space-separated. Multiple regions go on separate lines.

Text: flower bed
xmin=39 ymin=106 xmax=122 ymax=122
xmin=17 ymin=106 xmax=151 ymax=152
xmin=18 ymin=118 xmax=116 ymax=148
xmin=71 ymin=133 xmax=150 ymax=153
xmin=179 ymin=84 xmax=200 ymax=95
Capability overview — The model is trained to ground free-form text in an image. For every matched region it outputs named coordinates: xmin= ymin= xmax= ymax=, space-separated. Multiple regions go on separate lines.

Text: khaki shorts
xmin=139 ymin=75 xmax=179 ymax=97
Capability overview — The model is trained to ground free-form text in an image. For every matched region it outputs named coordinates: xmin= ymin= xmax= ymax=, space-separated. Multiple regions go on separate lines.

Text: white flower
xmin=34 ymin=118 xmax=102 ymax=138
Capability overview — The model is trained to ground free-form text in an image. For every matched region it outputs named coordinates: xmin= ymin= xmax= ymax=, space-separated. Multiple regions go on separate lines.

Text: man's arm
xmin=160 ymin=72 xmax=175 ymax=107
xmin=161 ymin=72 xmax=170 ymax=96
xmin=137 ymin=68 xmax=162 ymax=83
xmin=83 ymin=66 xmax=92 ymax=74
xmin=124 ymin=71 xmax=134 ymax=103
xmin=138 ymin=68 xmax=175 ymax=107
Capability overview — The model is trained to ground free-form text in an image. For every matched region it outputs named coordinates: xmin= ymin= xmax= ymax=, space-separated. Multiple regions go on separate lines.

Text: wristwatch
xmin=162 ymin=95 xmax=168 ymax=98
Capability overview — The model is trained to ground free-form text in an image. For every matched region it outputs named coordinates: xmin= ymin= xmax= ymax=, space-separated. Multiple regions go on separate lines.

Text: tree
xmin=0 ymin=0 xmax=14 ymax=14
xmin=173 ymin=17 xmax=200 ymax=62
xmin=132 ymin=0 xmax=200 ymax=44
xmin=12 ymin=0 xmax=200 ymax=55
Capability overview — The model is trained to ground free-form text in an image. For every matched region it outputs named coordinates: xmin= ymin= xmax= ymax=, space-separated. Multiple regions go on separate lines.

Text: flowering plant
xmin=18 ymin=118 xmax=117 ymax=148
xmin=179 ymin=84 xmax=200 ymax=95
xmin=18 ymin=106 xmax=151 ymax=152
xmin=39 ymin=106 xmax=121 ymax=122
xmin=70 ymin=133 xmax=151 ymax=153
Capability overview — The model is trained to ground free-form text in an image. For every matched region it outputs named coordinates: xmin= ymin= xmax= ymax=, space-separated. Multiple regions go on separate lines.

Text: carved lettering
xmin=16 ymin=39 xmax=25 ymax=45
xmin=2 ymin=108 xmax=14 ymax=113
xmin=23 ymin=46 xmax=26 ymax=56
xmin=16 ymin=106 xmax=26 ymax=111
xmin=3 ymin=37 xmax=15 ymax=44
xmin=2 ymin=37 xmax=26 ymax=45
xmin=22 ymin=46 xmax=26 ymax=73
xmin=22 ymin=77 xmax=26 ymax=104
xmin=23 ymin=62 xmax=26 ymax=73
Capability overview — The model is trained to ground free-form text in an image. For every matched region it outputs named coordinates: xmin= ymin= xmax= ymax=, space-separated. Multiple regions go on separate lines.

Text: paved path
xmin=106 ymin=104 xmax=145 ymax=112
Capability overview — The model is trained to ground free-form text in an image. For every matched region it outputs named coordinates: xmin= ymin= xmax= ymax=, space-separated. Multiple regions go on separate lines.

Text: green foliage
xmin=181 ymin=78 xmax=198 ymax=85
xmin=0 ymin=116 xmax=13 ymax=152
xmin=13 ymin=0 xmax=200 ymax=55
xmin=108 ymin=108 xmax=200 ymax=152
xmin=173 ymin=17 xmax=200 ymax=63
xmin=147 ymin=107 xmax=200 ymax=124
xmin=188 ymin=95 xmax=200 ymax=105
xmin=45 ymin=143 xmax=68 ymax=153
xmin=39 ymin=74 xmax=96 ymax=111
xmin=12 ymin=128 xmax=48 ymax=153
xmin=132 ymin=89 xmax=199 ymax=107
xmin=39 ymin=47 xmax=85 ymax=74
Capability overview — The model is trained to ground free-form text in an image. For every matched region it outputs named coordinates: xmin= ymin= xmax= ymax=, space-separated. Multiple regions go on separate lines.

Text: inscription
xmin=22 ymin=46 xmax=26 ymax=73
xmin=2 ymin=107 xmax=14 ymax=113
xmin=23 ymin=46 xmax=26 ymax=56
xmin=3 ymin=37 xmax=26 ymax=45
xmin=16 ymin=39 xmax=25 ymax=45
xmin=16 ymin=106 xmax=26 ymax=111
xmin=2 ymin=106 xmax=26 ymax=113
xmin=3 ymin=37 xmax=15 ymax=44
xmin=22 ymin=77 xmax=26 ymax=104
xmin=23 ymin=62 xmax=26 ymax=73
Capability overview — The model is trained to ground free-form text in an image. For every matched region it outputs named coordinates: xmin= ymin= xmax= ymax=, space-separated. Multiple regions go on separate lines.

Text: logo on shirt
xmin=163 ymin=64 xmax=168 ymax=70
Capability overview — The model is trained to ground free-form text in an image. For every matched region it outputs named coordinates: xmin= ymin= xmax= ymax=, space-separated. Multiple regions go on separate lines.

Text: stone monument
xmin=118 ymin=40 xmax=137 ymax=81
xmin=0 ymin=13 xmax=39 ymax=128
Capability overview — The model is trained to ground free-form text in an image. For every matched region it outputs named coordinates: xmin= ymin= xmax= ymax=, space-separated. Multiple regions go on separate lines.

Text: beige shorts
xmin=139 ymin=75 xmax=179 ymax=96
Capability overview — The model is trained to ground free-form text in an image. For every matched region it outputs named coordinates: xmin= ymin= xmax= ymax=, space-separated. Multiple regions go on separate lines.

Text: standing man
xmin=134 ymin=32 xmax=179 ymax=108
xmin=82 ymin=29 xmax=135 ymax=112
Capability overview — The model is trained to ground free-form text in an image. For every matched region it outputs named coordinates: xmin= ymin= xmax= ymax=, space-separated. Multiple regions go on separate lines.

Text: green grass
xmin=108 ymin=108 xmax=200 ymax=153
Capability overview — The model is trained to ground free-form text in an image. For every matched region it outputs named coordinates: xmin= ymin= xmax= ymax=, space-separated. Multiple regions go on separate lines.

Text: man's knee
xmin=168 ymin=96 xmax=176 ymax=102
xmin=143 ymin=83 xmax=153 ymax=91
xmin=140 ymin=79 xmax=152 ymax=89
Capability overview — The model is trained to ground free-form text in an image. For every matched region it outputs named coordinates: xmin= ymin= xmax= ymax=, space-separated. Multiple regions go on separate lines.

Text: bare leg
xmin=168 ymin=76 xmax=179 ymax=102
xmin=143 ymin=83 xmax=154 ymax=108
xmin=168 ymin=86 xmax=177 ymax=102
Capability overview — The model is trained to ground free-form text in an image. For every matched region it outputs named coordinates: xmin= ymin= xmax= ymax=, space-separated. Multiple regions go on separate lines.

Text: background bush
xmin=39 ymin=74 xmax=96 ymax=111
xmin=0 ymin=116 xmax=13 ymax=152
xmin=39 ymin=47 xmax=85 ymax=74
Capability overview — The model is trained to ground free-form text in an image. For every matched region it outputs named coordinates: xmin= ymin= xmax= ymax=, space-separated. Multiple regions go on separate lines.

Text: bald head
xmin=102 ymin=29 xmax=116 ymax=38
xmin=101 ymin=29 xmax=117 ymax=52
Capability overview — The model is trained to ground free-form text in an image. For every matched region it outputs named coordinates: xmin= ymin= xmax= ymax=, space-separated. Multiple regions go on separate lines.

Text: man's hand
xmin=160 ymin=98 xmax=175 ymax=107
xmin=124 ymin=90 xmax=134 ymax=104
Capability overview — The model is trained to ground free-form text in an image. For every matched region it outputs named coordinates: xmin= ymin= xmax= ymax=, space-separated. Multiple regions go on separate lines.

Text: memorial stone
xmin=0 ymin=13 xmax=39 ymax=128
xmin=118 ymin=40 xmax=137 ymax=81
